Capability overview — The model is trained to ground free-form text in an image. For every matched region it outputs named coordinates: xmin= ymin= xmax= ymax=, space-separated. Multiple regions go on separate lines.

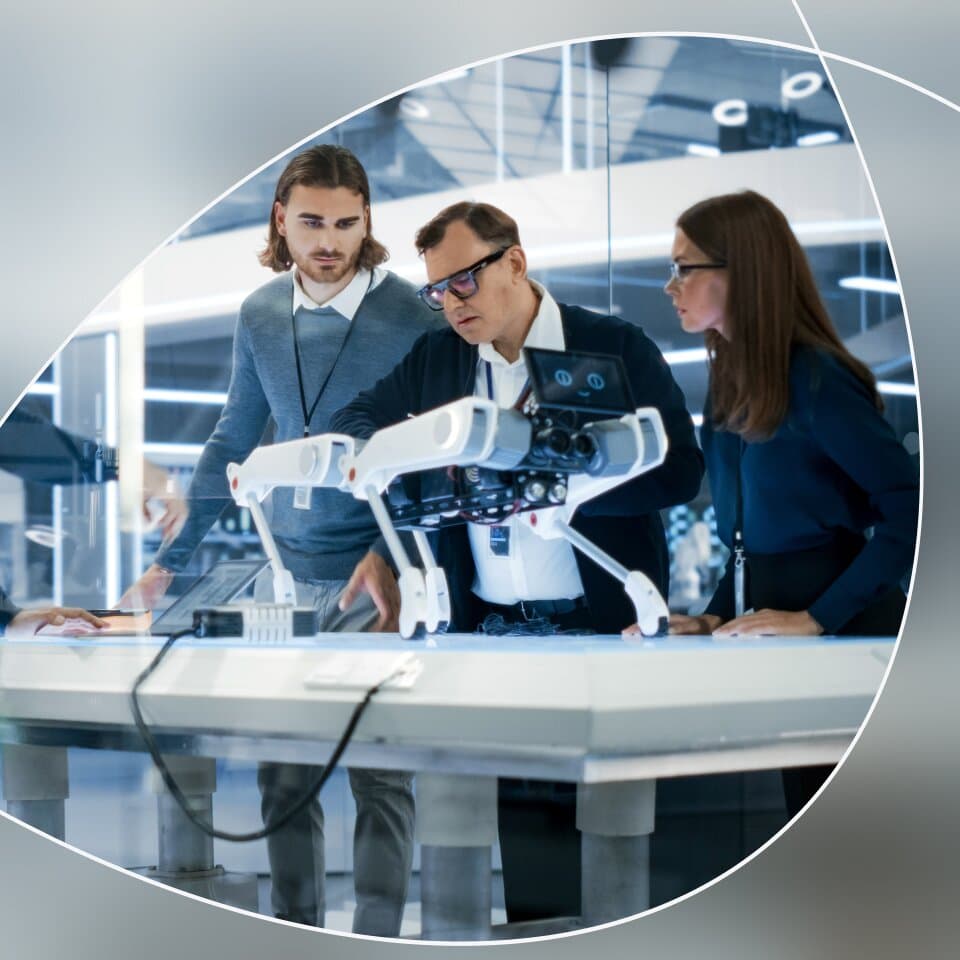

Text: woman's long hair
xmin=677 ymin=190 xmax=880 ymax=440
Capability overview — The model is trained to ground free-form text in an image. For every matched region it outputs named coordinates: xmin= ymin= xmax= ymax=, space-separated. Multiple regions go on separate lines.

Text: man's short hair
xmin=415 ymin=201 xmax=521 ymax=255
xmin=259 ymin=144 xmax=389 ymax=273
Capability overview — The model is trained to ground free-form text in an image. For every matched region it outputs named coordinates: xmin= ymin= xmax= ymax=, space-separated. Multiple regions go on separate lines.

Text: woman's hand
xmin=712 ymin=609 xmax=823 ymax=637
xmin=7 ymin=607 xmax=109 ymax=638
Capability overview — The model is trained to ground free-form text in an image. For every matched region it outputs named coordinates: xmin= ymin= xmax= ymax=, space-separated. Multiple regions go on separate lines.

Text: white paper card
xmin=303 ymin=651 xmax=423 ymax=691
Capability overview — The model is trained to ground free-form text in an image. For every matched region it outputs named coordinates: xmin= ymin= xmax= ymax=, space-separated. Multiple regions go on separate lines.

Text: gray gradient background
xmin=0 ymin=1 xmax=956 ymax=956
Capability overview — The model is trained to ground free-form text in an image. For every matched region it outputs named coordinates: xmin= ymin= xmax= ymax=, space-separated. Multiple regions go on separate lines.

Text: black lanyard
xmin=482 ymin=358 xmax=531 ymax=410
xmin=733 ymin=436 xmax=746 ymax=617
xmin=292 ymin=272 xmax=374 ymax=437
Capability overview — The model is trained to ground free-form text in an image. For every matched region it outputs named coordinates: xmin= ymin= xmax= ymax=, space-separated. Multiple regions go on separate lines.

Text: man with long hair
xmin=122 ymin=144 xmax=441 ymax=935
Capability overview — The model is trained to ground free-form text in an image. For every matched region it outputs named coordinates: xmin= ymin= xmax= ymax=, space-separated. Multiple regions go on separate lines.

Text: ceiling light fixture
xmin=796 ymin=131 xmax=840 ymax=147
xmin=782 ymin=71 xmax=824 ymax=100
xmin=25 ymin=381 xmax=59 ymax=396
xmin=686 ymin=142 xmax=721 ymax=158
xmin=876 ymin=381 xmax=917 ymax=396
xmin=142 ymin=442 xmax=206 ymax=458
xmin=712 ymin=98 xmax=748 ymax=127
xmin=400 ymin=97 xmax=430 ymax=120
xmin=661 ymin=347 xmax=709 ymax=365
xmin=143 ymin=388 xmax=229 ymax=405
xmin=839 ymin=275 xmax=901 ymax=295
xmin=24 ymin=524 xmax=65 ymax=549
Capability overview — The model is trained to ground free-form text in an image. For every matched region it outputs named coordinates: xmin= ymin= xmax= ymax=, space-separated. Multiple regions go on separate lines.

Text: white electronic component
xmin=192 ymin=605 xmax=320 ymax=644
xmin=227 ymin=396 xmax=672 ymax=638
xmin=531 ymin=407 xmax=667 ymax=537
xmin=343 ymin=398 xmax=501 ymax=499
xmin=226 ymin=434 xmax=357 ymax=606
xmin=226 ymin=434 xmax=355 ymax=504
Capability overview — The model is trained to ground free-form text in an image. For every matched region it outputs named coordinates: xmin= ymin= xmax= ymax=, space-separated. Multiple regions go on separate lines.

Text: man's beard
xmin=295 ymin=244 xmax=362 ymax=286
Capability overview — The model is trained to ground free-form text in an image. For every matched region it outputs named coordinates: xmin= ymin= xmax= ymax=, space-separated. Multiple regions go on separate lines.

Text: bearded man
xmin=123 ymin=145 xmax=440 ymax=935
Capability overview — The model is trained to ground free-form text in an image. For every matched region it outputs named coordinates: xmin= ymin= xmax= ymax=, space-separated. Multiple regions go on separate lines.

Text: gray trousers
xmin=255 ymin=574 xmax=415 ymax=935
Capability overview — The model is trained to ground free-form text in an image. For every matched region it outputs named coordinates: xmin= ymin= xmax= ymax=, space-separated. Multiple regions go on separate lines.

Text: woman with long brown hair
xmin=628 ymin=190 xmax=919 ymax=811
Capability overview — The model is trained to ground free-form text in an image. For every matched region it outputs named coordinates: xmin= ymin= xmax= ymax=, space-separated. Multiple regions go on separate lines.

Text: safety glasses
xmin=417 ymin=247 xmax=511 ymax=311
xmin=667 ymin=261 xmax=727 ymax=284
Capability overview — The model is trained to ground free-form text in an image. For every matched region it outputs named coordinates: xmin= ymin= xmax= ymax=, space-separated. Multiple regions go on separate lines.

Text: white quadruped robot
xmin=226 ymin=347 xmax=672 ymax=638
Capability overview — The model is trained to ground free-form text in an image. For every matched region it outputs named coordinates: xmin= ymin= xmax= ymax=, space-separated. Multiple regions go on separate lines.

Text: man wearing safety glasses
xmin=332 ymin=201 xmax=703 ymax=924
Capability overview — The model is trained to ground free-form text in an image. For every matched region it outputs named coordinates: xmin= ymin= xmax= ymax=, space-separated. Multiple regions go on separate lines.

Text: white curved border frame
xmin=0 ymin=2 xmax=953 ymax=957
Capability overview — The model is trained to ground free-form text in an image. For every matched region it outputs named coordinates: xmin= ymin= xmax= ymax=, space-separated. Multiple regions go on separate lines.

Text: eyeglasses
xmin=668 ymin=261 xmax=727 ymax=284
xmin=417 ymin=247 xmax=511 ymax=311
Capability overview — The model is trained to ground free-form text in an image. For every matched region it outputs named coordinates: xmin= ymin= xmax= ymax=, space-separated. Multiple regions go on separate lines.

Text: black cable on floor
xmin=129 ymin=627 xmax=397 ymax=842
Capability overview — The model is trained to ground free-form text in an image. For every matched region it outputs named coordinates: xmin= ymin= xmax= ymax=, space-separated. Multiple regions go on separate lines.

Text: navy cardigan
xmin=331 ymin=304 xmax=703 ymax=633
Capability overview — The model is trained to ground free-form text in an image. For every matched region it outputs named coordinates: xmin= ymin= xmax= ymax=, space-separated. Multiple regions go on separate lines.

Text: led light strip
xmin=662 ymin=347 xmax=709 ymax=365
xmin=142 ymin=443 xmax=206 ymax=457
xmin=143 ymin=388 xmax=229 ymax=405
xmin=876 ymin=381 xmax=917 ymax=397
xmin=839 ymin=276 xmax=901 ymax=295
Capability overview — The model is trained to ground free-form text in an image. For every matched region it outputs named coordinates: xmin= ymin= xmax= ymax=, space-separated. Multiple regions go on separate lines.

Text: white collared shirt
xmin=292 ymin=266 xmax=385 ymax=319
xmin=469 ymin=281 xmax=585 ymax=605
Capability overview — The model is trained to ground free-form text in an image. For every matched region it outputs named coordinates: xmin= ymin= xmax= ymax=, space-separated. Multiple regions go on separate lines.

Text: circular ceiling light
xmin=782 ymin=71 xmax=824 ymax=100
xmin=400 ymin=97 xmax=430 ymax=120
xmin=25 ymin=524 xmax=64 ymax=549
xmin=712 ymin=98 xmax=748 ymax=127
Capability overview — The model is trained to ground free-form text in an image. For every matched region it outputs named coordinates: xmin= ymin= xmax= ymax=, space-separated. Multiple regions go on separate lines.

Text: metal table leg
xmin=137 ymin=755 xmax=258 ymax=912
xmin=416 ymin=773 xmax=497 ymax=940
xmin=577 ymin=779 xmax=656 ymax=926
xmin=2 ymin=744 xmax=69 ymax=839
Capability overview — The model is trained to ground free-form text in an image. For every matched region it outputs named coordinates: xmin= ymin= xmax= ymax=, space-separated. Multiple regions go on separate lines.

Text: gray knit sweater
xmin=156 ymin=270 xmax=441 ymax=581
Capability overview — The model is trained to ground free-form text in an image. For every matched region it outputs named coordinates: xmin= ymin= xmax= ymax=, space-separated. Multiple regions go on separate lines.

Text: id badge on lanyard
xmin=733 ymin=438 xmax=746 ymax=617
xmin=489 ymin=525 xmax=511 ymax=557
xmin=291 ymin=273 xmax=373 ymax=511
xmin=733 ymin=530 xmax=746 ymax=618
xmin=482 ymin=359 xmax=527 ymax=558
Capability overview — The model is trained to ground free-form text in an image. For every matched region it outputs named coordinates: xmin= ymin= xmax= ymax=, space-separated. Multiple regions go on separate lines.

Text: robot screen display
xmin=523 ymin=347 xmax=635 ymax=416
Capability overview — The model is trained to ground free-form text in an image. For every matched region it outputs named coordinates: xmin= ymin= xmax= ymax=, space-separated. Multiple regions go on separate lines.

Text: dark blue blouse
xmin=0 ymin=587 xmax=20 ymax=635
xmin=701 ymin=347 xmax=919 ymax=633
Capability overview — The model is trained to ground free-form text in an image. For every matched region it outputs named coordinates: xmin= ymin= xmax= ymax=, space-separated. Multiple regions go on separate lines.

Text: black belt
xmin=488 ymin=596 xmax=587 ymax=621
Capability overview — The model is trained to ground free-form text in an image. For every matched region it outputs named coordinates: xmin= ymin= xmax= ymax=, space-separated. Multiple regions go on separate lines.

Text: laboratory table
xmin=0 ymin=632 xmax=894 ymax=938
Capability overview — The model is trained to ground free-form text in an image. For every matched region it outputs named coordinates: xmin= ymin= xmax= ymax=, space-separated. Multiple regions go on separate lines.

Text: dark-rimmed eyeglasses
xmin=417 ymin=247 xmax=511 ymax=311
xmin=668 ymin=261 xmax=727 ymax=284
